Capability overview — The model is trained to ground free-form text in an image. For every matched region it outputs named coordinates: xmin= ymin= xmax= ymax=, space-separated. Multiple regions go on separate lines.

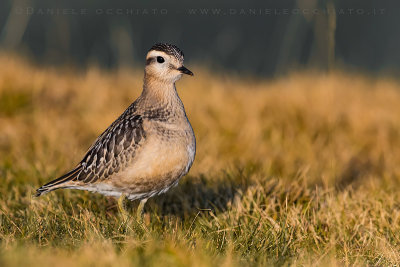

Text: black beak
xmin=177 ymin=66 xmax=194 ymax=76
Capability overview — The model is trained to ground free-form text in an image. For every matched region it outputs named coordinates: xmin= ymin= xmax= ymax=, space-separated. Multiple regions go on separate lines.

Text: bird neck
xmin=141 ymin=74 xmax=182 ymax=106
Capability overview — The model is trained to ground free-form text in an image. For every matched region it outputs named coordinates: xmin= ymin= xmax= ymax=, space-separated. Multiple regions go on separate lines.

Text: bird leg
xmin=136 ymin=198 xmax=148 ymax=220
xmin=118 ymin=193 xmax=128 ymax=218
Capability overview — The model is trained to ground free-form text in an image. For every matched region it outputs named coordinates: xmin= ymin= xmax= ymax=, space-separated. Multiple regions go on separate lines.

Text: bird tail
xmin=35 ymin=165 xmax=82 ymax=197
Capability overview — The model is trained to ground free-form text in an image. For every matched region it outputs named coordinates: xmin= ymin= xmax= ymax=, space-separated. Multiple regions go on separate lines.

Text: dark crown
xmin=149 ymin=43 xmax=184 ymax=61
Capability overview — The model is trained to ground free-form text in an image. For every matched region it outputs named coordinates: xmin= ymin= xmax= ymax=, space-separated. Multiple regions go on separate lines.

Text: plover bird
xmin=36 ymin=43 xmax=196 ymax=216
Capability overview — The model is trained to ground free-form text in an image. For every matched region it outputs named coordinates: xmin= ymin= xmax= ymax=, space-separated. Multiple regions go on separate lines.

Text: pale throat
xmin=142 ymin=73 xmax=181 ymax=105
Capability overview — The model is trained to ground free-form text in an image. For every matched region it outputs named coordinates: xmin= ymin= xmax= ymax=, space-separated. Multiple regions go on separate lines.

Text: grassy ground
xmin=1 ymin=55 xmax=400 ymax=266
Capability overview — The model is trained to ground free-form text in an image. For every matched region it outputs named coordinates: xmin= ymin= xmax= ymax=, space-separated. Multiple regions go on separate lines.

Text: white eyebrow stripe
xmin=146 ymin=50 xmax=168 ymax=60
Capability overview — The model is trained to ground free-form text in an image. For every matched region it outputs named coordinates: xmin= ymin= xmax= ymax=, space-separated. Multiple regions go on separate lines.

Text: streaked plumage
xmin=36 ymin=43 xmax=196 ymax=202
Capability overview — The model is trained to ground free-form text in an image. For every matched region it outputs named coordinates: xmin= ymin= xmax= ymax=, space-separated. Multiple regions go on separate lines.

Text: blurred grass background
xmin=1 ymin=0 xmax=400 ymax=266
xmin=1 ymin=55 xmax=400 ymax=266
xmin=0 ymin=0 xmax=399 ymax=75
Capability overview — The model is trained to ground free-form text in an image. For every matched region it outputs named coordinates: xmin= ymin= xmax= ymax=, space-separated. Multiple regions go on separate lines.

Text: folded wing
xmin=35 ymin=113 xmax=146 ymax=196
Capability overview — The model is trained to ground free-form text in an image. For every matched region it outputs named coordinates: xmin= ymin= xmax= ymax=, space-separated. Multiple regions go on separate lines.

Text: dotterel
xmin=36 ymin=43 xmax=196 ymax=213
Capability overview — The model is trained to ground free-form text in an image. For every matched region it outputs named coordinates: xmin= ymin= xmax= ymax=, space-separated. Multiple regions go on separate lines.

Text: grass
xmin=1 ymin=55 xmax=400 ymax=266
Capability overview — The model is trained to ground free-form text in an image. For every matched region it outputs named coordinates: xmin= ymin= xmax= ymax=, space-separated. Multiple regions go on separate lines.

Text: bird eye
xmin=157 ymin=56 xmax=165 ymax=63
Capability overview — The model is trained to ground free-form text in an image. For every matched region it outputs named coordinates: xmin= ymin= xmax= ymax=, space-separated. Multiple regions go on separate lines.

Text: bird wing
xmin=76 ymin=114 xmax=146 ymax=183
xmin=36 ymin=112 xmax=146 ymax=196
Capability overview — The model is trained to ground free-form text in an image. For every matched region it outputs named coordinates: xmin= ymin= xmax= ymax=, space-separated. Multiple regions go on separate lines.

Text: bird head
xmin=145 ymin=43 xmax=193 ymax=83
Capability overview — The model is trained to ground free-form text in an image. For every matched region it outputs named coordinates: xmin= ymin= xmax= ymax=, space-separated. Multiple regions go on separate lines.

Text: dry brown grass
xmin=1 ymin=55 xmax=400 ymax=266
